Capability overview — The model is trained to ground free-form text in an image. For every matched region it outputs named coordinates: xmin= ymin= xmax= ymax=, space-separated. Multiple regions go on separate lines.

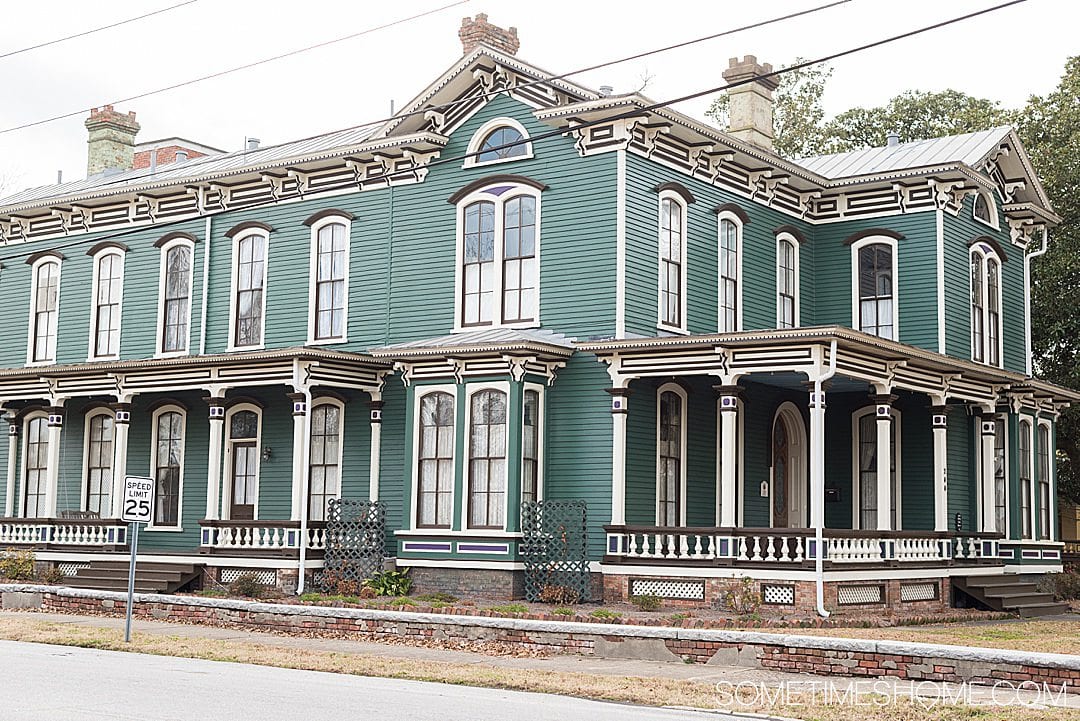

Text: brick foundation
xmin=405 ymin=567 xmax=524 ymax=600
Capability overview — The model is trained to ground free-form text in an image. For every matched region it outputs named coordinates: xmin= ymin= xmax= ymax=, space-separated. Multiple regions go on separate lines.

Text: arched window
xmin=90 ymin=250 xmax=124 ymax=359
xmin=465 ymin=118 xmax=532 ymax=167
xmin=416 ymin=391 xmax=455 ymax=528
xmin=84 ymin=410 xmax=114 ymax=515
xmin=854 ymin=241 xmax=895 ymax=339
xmin=151 ymin=407 xmax=185 ymax=527
xmin=226 ymin=407 xmax=260 ymax=521
xmin=22 ymin=414 xmax=48 ymax=517
xmin=468 ymin=389 xmax=507 ymax=529
xmin=28 ymin=258 xmax=61 ymax=363
xmin=158 ymin=239 xmax=193 ymax=354
xmin=718 ymin=214 xmax=743 ymax=333
xmin=309 ymin=217 xmax=349 ymax=342
xmin=1019 ymin=419 xmax=1033 ymax=539
xmin=309 ymin=402 xmax=343 ymax=521
xmin=970 ymin=243 xmax=1003 ymax=366
xmin=230 ymin=231 xmax=268 ymax=348
xmin=852 ymin=406 xmax=900 ymax=530
xmin=776 ymin=235 xmax=799 ymax=329
xmin=973 ymin=192 xmax=996 ymax=228
xmin=658 ymin=195 xmax=686 ymax=330
xmin=657 ymin=384 xmax=686 ymax=526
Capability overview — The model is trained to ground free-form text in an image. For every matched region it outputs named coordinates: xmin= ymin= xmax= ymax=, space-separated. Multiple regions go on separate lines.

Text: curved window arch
xmin=308 ymin=216 xmax=350 ymax=343
xmin=465 ymin=117 xmax=532 ymax=167
xmin=150 ymin=405 xmax=186 ymax=528
xmin=83 ymin=409 xmax=115 ymax=515
xmin=717 ymin=212 xmax=743 ymax=333
xmin=970 ymin=243 xmax=1002 ymax=366
xmin=656 ymin=383 xmax=687 ymax=526
xmin=776 ymin=233 xmax=799 ymax=329
xmin=771 ymin=402 xmax=807 ymax=528
xmin=225 ymin=405 xmax=261 ymax=521
xmin=658 ymin=192 xmax=687 ymax=331
xmin=89 ymin=249 xmax=124 ymax=359
xmin=851 ymin=405 xmax=901 ymax=530
xmin=229 ymin=230 xmax=269 ymax=349
xmin=157 ymin=238 xmax=194 ymax=355
xmin=851 ymin=237 xmax=897 ymax=339
xmin=27 ymin=258 xmax=61 ymax=364
xmin=973 ymin=191 xmax=997 ymax=229
xmin=309 ymin=401 xmax=344 ymax=521
xmin=21 ymin=412 xmax=49 ymax=517
xmin=416 ymin=390 xmax=455 ymax=528
xmin=467 ymin=387 xmax=508 ymax=529
xmin=1019 ymin=418 xmax=1033 ymax=539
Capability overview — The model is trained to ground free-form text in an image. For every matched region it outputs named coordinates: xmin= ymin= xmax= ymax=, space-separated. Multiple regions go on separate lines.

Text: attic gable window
xmin=973 ymin=191 xmax=998 ymax=229
xmin=464 ymin=118 xmax=533 ymax=168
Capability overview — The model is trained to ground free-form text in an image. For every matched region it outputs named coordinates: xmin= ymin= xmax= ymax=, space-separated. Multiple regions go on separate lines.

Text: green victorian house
xmin=0 ymin=14 xmax=1073 ymax=614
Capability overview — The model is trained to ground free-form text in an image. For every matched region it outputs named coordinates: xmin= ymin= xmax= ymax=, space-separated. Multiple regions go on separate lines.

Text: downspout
xmin=295 ymin=386 xmax=313 ymax=594
xmin=199 ymin=216 xmax=212 ymax=356
xmin=1025 ymin=230 xmax=1049 ymax=376
xmin=814 ymin=339 xmax=838 ymax=618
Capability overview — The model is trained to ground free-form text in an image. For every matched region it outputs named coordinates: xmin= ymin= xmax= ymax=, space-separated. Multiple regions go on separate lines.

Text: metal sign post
xmin=120 ymin=476 xmax=155 ymax=643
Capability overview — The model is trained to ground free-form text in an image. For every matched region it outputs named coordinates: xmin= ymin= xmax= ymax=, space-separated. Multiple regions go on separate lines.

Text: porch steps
xmin=67 ymin=561 xmax=202 ymax=595
xmin=953 ymin=574 xmax=1068 ymax=618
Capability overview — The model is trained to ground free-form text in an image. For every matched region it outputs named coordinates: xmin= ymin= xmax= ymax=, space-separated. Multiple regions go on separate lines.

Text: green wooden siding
xmin=947 ymin=410 xmax=976 ymax=534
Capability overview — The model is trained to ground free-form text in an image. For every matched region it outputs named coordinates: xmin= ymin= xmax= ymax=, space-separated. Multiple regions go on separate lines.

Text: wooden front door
xmin=772 ymin=417 xmax=790 ymax=528
xmin=230 ymin=441 xmax=257 ymax=520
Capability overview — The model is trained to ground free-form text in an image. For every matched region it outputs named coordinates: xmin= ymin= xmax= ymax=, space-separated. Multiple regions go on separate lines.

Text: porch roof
xmin=369 ymin=328 xmax=576 ymax=361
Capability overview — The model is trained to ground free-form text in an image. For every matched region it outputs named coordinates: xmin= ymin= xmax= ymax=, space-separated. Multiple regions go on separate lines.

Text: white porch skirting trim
xmin=597 ymin=564 xmax=1009 ymax=582
xmin=29 ymin=551 xmax=325 ymax=569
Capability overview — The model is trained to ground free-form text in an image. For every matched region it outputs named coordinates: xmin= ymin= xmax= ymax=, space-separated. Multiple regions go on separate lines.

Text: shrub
xmin=552 ymin=607 xmax=575 ymax=616
xmin=363 ymin=569 xmax=412 ymax=597
xmin=1041 ymin=570 xmax=1080 ymax=600
xmin=538 ymin=584 xmax=580 ymax=606
xmin=722 ymin=577 xmax=761 ymax=616
xmin=0 ymin=548 xmax=35 ymax=581
xmin=228 ymin=572 xmax=267 ymax=598
xmin=488 ymin=603 xmax=529 ymax=614
xmin=589 ymin=608 xmax=621 ymax=620
xmin=40 ymin=566 xmax=66 ymax=585
xmin=630 ymin=594 xmax=662 ymax=612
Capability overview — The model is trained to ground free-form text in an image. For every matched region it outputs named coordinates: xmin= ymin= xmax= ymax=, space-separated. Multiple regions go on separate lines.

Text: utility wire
xmin=0 ymin=1 xmax=201 ymax=61
xmin=0 ymin=0 xmax=470 ymax=135
xmin=0 ymin=0 xmax=1026 ymax=264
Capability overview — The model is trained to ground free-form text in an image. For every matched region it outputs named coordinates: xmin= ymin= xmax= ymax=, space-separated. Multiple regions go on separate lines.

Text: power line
xmin=0 ymin=0 xmax=1026 ymax=264
xmin=0 ymin=0 xmax=470 ymax=136
xmin=0 ymin=1 xmax=201 ymax=61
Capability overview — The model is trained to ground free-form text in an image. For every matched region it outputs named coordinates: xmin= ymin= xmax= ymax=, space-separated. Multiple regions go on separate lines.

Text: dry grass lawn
xmin=0 ymin=617 xmax=1075 ymax=721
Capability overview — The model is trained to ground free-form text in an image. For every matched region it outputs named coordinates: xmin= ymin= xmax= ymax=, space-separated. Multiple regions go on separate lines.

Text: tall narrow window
xmin=857 ymin=243 xmax=894 ymax=339
xmin=522 ymin=389 xmax=540 ymax=506
xmin=309 ymin=403 xmax=342 ymax=522
xmin=227 ymin=410 xmax=259 ymax=521
xmin=971 ymin=254 xmax=985 ymax=362
xmin=987 ymin=259 xmax=1001 ymax=366
xmin=502 ymin=196 xmax=537 ymax=324
xmin=161 ymin=243 xmax=192 ymax=353
xmin=153 ymin=409 xmax=184 ymax=527
xmin=313 ymin=222 xmax=347 ymax=341
xmin=23 ymin=416 xmax=48 ymax=517
xmin=994 ymin=417 xmax=1007 ymax=534
xmin=234 ymin=233 xmax=266 ymax=347
xmin=417 ymin=391 xmax=454 ymax=528
xmin=468 ymin=390 xmax=507 ymax=529
xmin=855 ymin=409 xmax=898 ymax=529
xmin=462 ymin=200 xmax=496 ymax=326
xmin=1019 ymin=419 xmax=1033 ymax=539
xmin=85 ymin=412 xmax=114 ymax=515
xmin=777 ymin=237 xmax=797 ymax=329
xmin=970 ymin=244 xmax=1003 ymax=366
xmin=30 ymin=260 xmax=60 ymax=363
xmin=92 ymin=252 xmax=123 ymax=358
xmin=719 ymin=218 xmax=739 ymax=332
xmin=658 ymin=388 xmax=683 ymax=526
xmin=659 ymin=198 xmax=684 ymax=328
xmin=1037 ymin=424 xmax=1051 ymax=540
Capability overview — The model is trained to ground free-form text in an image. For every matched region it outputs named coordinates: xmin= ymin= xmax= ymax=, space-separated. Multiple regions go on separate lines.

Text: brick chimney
xmin=721 ymin=56 xmax=779 ymax=152
xmin=85 ymin=105 xmax=141 ymax=175
xmin=459 ymin=13 xmax=519 ymax=55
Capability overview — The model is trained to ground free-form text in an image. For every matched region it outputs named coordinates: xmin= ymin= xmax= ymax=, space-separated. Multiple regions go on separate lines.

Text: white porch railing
xmin=604 ymin=526 xmax=1000 ymax=566
xmin=199 ymin=521 xmax=326 ymax=553
xmin=0 ymin=519 xmax=128 ymax=546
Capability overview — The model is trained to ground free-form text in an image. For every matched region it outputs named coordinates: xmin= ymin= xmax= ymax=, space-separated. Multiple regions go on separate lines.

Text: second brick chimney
xmin=85 ymin=105 xmax=141 ymax=175
xmin=721 ymin=56 xmax=779 ymax=152
xmin=459 ymin=13 xmax=519 ymax=55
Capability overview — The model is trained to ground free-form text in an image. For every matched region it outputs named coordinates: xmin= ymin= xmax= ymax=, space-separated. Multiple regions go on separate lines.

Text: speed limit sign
xmin=121 ymin=476 xmax=155 ymax=524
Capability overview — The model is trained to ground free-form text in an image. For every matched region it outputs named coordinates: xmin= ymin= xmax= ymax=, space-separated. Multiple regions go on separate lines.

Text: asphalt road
xmin=1 ymin=640 xmax=744 ymax=721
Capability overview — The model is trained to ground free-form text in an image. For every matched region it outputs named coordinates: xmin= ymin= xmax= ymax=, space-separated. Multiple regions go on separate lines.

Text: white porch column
xmin=109 ymin=402 xmax=133 ymax=518
xmin=43 ymin=404 xmax=64 ymax=518
xmin=931 ymin=404 xmax=949 ymax=532
xmin=368 ymin=397 xmax=384 ymax=502
xmin=289 ymin=392 xmax=308 ymax=521
xmin=204 ymin=397 xmax=226 ymax=521
xmin=979 ymin=412 xmax=998 ymax=533
xmin=872 ymin=394 xmax=895 ymax=531
xmin=605 ymin=386 xmax=631 ymax=526
xmin=716 ymin=385 xmax=741 ymax=528
xmin=5 ymin=416 xmax=18 ymax=517
xmin=809 ymin=385 xmax=826 ymax=531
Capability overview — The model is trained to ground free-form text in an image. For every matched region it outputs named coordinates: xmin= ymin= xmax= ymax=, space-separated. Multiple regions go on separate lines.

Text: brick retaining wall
xmin=1 ymin=584 xmax=1077 ymax=692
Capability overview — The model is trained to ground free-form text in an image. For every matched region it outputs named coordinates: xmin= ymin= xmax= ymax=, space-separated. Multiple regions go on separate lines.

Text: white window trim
xmin=227 ymin=229 xmax=270 ymax=351
xmin=463 ymin=117 xmax=534 ymax=169
xmin=850 ymin=236 xmax=899 ymax=340
xmin=147 ymin=405 xmax=186 ymax=532
xmin=463 ymin=381 xmax=511 ymax=531
xmin=715 ymin=397 xmax=746 ymax=526
xmin=25 ymin=257 xmax=62 ymax=367
xmin=991 ymin=415 xmax=1011 ymax=538
xmin=969 ymin=244 xmax=1004 ymax=367
xmin=1037 ymin=419 xmax=1053 ymax=541
xmin=1019 ymin=417 xmax=1036 ymax=541
xmin=81 ymin=408 xmax=115 ymax=513
xmin=306 ymin=215 xmax=351 ymax=346
xmin=521 ymin=381 xmax=545 ymax=504
xmin=850 ymin=405 xmax=903 ymax=531
xmin=973 ymin=190 xmax=1000 ymax=230
xmin=155 ymin=238 xmax=195 ymax=358
xmin=222 ymin=403 xmax=263 ymax=521
xmin=717 ymin=211 xmax=744 ymax=333
xmin=453 ymin=184 xmax=542 ymax=332
xmin=87 ymin=249 xmax=125 ymax=361
xmin=655 ymin=382 xmax=688 ymax=526
xmin=19 ymin=411 xmax=48 ymax=518
xmin=410 ymin=383 xmax=458 ymax=531
xmin=308 ymin=399 xmax=346 ymax=514
xmin=657 ymin=191 xmax=690 ymax=334
xmin=775 ymin=233 xmax=800 ymax=329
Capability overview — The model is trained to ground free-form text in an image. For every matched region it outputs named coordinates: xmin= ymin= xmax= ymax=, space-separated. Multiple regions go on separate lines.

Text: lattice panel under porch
xmin=761 ymin=583 xmax=796 ymax=605
xmin=836 ymin=584 xmax=884 ymax=605
xmin=56 ymin=563 xmax=89 ymax=577
xmin=900 ymin=581 xmax=938 ymax=602
xmin=630 ymin=579 xmax=705 ymax=600
xmin=220 ymin=569 xmax=277 ymax=586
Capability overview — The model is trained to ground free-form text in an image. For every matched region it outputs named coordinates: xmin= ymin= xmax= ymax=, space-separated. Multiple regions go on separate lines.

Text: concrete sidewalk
xmin=2 ymin=609 xmax=1076 ymax=710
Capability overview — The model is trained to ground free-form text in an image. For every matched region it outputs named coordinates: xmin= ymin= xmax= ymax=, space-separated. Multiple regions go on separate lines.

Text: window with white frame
xmin=309 ymin=217 xmax=349 ymax=342
xmin=719 ymin=216 xmax=741 ymax=332
xmin=1019 ymin=419 xmax=1033 ymax=539
xmin=456 ymin=183 xmax=540 ymax=329
xmin=993 ymin=416 xmax=1007 ymax=534
xmin=853 ymin=407 xmax=900 ymax=530
xmin=84 ymin=410 xmax=114 ymax=515
xmin=226 ymin=407 xmax=260 ymax=521
xmin=22 ymin=414 xmax=48 ymax=517
xmin=464 ymin=118 xmax=532 ymax=167
xmin=853 ymin=240 xmax=895 ymax=339
xmin=658 ymin=194 xmax=686 ymax=330
xmin=468 ymin=388 xmax=507 ymax=529
xmin=309 ymin=402 xmax=343 ymax=522
xmin=970 ymin=243 xmax=1002 ymax=366
xmin=158 ymin=238 xmax=193 ymax=354
xmin=1037 ymin=422 xmax=1051 ymax=540
xmin=521 ymin=387 xmax=542 ymax=506
xmin=151 ymin=406 xmax=185 ymax=528
xmin=90 ymin=249 xmax=124 ymax=359
xmin=973 ymin=191 xmax=997 ymax=228
xmin=657 ymin=384 xmax=686 ymax=526
xmin=416 ymin=390 xmax=455 ymax=528
xmin=777 ymin=235 xmax=798 ymax=329
xmin=231 ymin=231 xmax=268 ymax=348
xmin=28 ymin=257 xmax=61 ymax=363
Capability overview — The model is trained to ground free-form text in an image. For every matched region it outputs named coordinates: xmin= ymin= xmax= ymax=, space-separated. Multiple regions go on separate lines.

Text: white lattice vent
xmin=837 ymin=584 xmax=884 ymax=605
xmin=631 ymin=579 xmax=705 ymax=600
xmin=56 ymin=563 xmax=89 ymax=577
xmin=900 ymin=582 xmax=938 ymax=602
xmin=220 ymin=569 xmax=277 ymax=586
xmin=762 ymin=584 xmax=796 ymax=605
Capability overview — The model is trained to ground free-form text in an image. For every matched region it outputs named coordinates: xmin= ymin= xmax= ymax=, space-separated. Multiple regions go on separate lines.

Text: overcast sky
xmin=0 ymin=0 xmax=1072 ymax=193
